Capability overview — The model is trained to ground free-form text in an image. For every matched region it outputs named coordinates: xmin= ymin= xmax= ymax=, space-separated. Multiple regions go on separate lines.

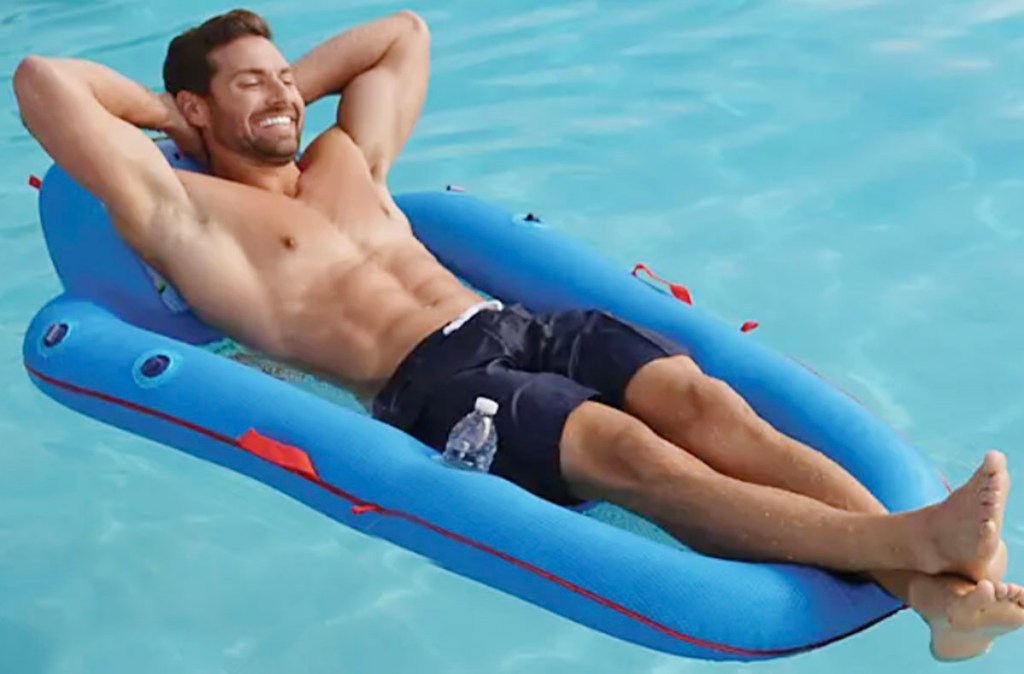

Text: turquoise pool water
xmin=2 ymin=0 xmax=1023 ymax=671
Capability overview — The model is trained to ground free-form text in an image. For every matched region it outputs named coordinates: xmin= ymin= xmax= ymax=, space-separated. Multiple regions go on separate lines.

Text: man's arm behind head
xmin=13 ymin=56 xmax=197 ymax=260
xmin=292 ymin=11 xmax=430 ymax=183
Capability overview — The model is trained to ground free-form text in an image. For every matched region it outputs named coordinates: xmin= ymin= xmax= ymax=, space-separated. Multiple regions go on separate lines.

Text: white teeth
xmin=257 ymin=116 xmax=291 ymax=128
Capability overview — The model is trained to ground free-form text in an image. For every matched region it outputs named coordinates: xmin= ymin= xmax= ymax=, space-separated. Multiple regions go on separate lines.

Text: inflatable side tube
xmin=25 ymin=295 xmax=903 ymax=660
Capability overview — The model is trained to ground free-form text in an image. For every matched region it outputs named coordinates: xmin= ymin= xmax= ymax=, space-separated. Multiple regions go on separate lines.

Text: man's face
xmin=201 ymin=36 xmax=305 ymax=165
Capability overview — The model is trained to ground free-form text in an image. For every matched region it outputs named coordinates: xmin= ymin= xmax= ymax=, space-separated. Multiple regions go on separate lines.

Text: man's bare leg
xmin=618 ymin=355 xmax=1020 ymax=658
xmin=559 ymin=401 xmax=1023 ymax=659
xmin=622 ymin=355 xmax=1010 ymax=583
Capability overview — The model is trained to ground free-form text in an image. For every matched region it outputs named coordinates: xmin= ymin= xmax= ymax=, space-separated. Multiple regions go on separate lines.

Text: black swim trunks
xmin=371 ymin=302 xmax=685 ymax=505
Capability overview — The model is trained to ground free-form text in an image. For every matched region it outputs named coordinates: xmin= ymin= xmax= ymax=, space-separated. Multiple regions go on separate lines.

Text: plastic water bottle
xmin=442 ymin=397 xmax=499 ymax=472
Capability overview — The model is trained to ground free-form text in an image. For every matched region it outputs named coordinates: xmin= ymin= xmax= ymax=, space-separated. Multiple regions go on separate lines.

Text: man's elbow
xmin=13 ymin=56 xmax=62 ymax=125
xmin=13 ymin=55 xmax=53 ymax=96
xmin=394 ymin=10 xmax=430 ymax=42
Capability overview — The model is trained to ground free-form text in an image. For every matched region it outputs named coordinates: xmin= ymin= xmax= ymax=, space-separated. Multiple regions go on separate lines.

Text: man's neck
xmin=209 ymin=151 xmax=301 ymax=196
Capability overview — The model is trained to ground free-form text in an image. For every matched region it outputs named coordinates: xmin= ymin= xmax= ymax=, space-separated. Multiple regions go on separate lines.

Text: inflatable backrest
xmin=38 ymin=139 xmax=221 ymax=344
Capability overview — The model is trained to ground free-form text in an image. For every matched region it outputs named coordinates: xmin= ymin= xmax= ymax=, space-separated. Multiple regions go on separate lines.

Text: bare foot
xmin=921 ymin=451 xmax=1009 ymax=582
xmin=923 ymin=580 xmax=1024 ymax=661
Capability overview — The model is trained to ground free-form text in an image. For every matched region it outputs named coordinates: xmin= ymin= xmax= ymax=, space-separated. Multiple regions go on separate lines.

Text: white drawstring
xmin=441 ymin=300 xmax=504 ymax=336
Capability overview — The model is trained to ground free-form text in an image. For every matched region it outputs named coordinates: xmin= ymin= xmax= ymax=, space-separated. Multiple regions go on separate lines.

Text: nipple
xmin=281 ymin=236 xmax=297 ymax=250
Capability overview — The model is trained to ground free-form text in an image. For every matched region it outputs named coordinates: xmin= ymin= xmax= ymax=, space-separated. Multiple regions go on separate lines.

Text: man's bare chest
xmin=180 ymin=170 xmax=410 ymax=265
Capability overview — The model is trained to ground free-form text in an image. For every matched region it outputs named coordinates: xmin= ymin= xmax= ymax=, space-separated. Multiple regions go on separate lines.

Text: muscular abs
xmin=149 ymin=131 xmax=483 ymax=399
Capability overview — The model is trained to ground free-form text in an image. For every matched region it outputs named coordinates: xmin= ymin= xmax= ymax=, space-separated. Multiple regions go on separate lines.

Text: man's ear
xmin=175 ymin=91 xmax=209 ymax=129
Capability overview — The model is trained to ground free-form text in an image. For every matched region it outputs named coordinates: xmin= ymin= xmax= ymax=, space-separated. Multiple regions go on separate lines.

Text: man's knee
xmin=625 ymin=354 xmax=707 ymax=418
xmin=663 ymin=360 xmax=759 ymax=431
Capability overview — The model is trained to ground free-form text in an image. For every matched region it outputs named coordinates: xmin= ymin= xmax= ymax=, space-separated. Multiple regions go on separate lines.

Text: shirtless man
xmin=13 ymin=9 xmax=1024 ymax=660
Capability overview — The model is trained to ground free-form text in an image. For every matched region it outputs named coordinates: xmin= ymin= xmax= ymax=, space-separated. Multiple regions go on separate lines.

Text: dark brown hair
xmin=163 ymin=9 xmax=272 ymax=95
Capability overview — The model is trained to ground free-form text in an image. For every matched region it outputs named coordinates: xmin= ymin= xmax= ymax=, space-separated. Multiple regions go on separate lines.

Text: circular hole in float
xmin=141 ymin=354 xmax=171 ymax=378
xmin=43 ymin=323 xmax=69 ymax=347
xmin=132 ymin=350 xmax=181 ymax=388
xmin=36 ymin=320 xmax=75 ymax=359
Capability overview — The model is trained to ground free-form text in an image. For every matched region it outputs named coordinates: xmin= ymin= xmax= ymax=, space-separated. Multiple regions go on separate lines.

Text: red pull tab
xmin=28 ymin=175 xmax=41 ymax=190
xmin=631 ymin=263 xmax=693 ymax=305
xmin=237 ymin=429 xmax=319 ymax=480
xmin=741 ymin=321 xmax=759 ymax=333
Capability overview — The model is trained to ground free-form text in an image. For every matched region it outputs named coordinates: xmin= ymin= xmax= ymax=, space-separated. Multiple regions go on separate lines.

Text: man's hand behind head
xmin=159 ymin=92 xmax=208 ymax=167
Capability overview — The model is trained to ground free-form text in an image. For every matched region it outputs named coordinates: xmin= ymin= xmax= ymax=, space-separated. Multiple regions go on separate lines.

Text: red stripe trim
xmin=24 ymin=362 xmax=901 ymax=657
xmin=27 ymin=365 xmax=236 ymax=445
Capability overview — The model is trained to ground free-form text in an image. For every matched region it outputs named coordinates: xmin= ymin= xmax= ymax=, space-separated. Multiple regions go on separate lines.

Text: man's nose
xmin=267 ymin=78 xmax=289 ymax=104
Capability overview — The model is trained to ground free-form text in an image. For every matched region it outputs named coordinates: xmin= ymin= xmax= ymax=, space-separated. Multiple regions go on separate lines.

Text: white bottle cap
xmin=475 ymin=397 xmax=499 ymax=416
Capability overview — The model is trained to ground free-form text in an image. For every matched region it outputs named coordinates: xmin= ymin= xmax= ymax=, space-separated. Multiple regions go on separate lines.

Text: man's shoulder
xmin=298 ymin=126 xmax=365 ymax=171
xmin=171 ymin=167 xmax=242 ymax=210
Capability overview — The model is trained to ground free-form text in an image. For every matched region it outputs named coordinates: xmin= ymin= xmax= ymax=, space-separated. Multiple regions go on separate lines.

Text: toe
xmin=973 ymin=580 xmax=997 ymax=605
xmin=985 ymin=450 xmax=1007 ymax=472
xmin=995 ymin=583 xmax=1010 ymax=601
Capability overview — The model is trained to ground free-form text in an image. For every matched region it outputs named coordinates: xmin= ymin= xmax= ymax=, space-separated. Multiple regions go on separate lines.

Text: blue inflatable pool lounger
xmin=22 ymin=140 xmax=949 ymax=661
